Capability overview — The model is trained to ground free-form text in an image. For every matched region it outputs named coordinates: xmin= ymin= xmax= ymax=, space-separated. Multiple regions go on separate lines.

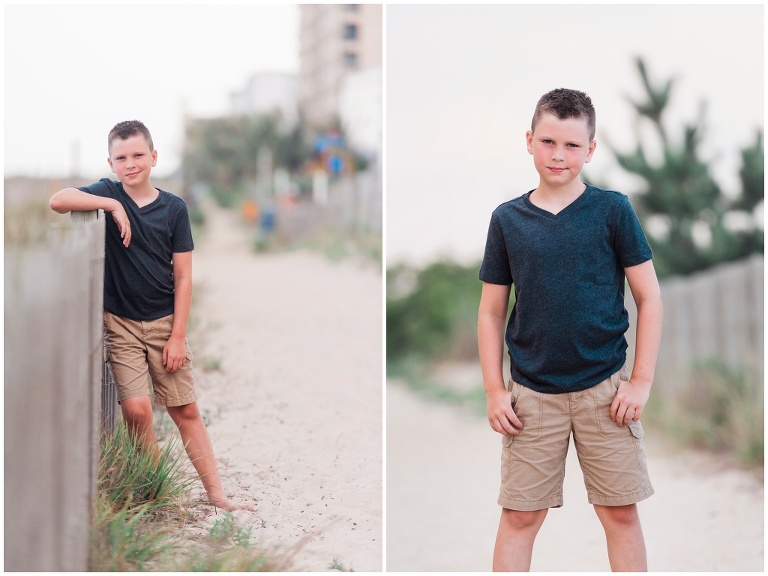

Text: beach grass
xmin=91 ymin=420 xmax=299 ymax=571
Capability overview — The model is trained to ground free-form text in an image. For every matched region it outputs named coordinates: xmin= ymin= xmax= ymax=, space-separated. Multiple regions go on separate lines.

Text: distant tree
xmin=182 ymin=113 xmax=312 ymax=200
xmin=604 ymin=57 xmax=763 ymax=278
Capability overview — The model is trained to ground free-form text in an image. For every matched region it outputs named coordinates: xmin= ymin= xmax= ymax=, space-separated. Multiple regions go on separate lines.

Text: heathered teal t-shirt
xmin=479 ymin=185 xmax=653 ymax=393
xmin=79 ymin=178 xmax=194 ymax=321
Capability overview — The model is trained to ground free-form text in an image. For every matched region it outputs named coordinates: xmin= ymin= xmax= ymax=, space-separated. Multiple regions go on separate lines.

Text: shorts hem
xmin=498 ymin=494 xmax=562 ymax=511
xmin=155 ymin=394 xmax=197 ymax=408
xmin=117 ymin=390 xmax=151 ymax=404
xmin=588 ymin=484 xmax=655 ymax=506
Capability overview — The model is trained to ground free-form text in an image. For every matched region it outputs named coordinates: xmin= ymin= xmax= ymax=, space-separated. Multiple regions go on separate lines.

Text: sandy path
xmin=182 ymin=202 xmax=382 ymax=571
xmin=387 ymin=378 xmax=764 ymax=572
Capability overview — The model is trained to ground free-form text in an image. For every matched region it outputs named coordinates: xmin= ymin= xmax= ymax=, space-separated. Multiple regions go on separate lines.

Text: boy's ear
xmin=151 ymin=149 xmax=158 ymax=167
xmin=107 ymin=157 xmax=115 ymax=173
xmin=584 ymin=139 xmax=597 ymax=163
xmin=526 ymin=130 xmax=534 ymax=155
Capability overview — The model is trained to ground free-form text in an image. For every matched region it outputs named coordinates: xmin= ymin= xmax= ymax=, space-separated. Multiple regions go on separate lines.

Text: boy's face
xmin=107 ymin=134 xmax=157 ymax=187
xmin=526 ymin=113 xmax=596 ymax=190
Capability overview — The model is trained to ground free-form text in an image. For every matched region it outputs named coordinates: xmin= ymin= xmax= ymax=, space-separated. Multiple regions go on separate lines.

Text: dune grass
xmin=91 ymin=421 xmax=297 ymax=571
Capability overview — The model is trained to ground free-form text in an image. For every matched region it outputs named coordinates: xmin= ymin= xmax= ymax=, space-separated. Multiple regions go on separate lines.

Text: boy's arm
xmin=49 ymin=187 xmax=131 ymax=247
xmin=163 ymin=251 xmax=193 ymax=373
xmin=478 ymin=282 xmax=524 ymax=435
xmin=611 ymin=259 xmax=663 ymax=426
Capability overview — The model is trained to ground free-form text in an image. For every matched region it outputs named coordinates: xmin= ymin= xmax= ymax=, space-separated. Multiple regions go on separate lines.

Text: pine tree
xmin=606 ymin=57 xmax=763 ymax=278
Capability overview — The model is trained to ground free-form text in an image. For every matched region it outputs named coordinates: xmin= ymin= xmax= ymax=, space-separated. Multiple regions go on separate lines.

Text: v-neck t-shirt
xmin=79 ymin=178 xmax=194 ymax=321
xmin=479 ymin=185 xmax=652 ymax=393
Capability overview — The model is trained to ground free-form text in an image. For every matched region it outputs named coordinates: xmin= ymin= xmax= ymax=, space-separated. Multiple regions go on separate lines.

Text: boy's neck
xmin=123 ymin=180 xmax=159 ymax=208
xmin=530 ymin=180 xmax=587 ymax=215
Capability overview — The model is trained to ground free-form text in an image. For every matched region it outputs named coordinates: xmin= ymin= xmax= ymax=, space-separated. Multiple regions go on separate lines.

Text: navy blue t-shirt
xmin=479 ymin=185 xmax=652 ymax=393
xmin=79 ymin=178 xmax=194 ymax=321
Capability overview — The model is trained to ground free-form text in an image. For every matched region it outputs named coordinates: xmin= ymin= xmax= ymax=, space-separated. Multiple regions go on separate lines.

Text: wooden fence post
xmin=72 ymin=210 xmax=118 ymax=436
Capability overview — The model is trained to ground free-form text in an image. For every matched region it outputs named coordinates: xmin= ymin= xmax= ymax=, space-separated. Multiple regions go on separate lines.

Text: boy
xmin=50 ymin=120 xmax=247 ymax=512
xmin=478 ymin=89 xmax=663 ymax=571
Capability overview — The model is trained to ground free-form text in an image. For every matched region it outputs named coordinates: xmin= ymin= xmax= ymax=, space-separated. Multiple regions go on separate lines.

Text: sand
xmin=386 ymin=378 xmax=764 ymax=572
xmin=179 ymin=202 xmax=382 ymax=572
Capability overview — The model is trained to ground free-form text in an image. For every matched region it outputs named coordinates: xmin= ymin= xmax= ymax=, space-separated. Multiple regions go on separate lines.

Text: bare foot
xmin=209 ymin=494 xmax=254 ymax=512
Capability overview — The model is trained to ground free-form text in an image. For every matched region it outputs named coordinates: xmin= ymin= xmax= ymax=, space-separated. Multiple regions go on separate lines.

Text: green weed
xmin=89 ymin=496 xmax=176 ymax=571
xmin=202 ymin=356 xmax=223 ymax=371
xmin=329 ymin=557 xmax=352 ymax=571
xmin=209 ymin=512 xmax=252 ymax=548
xmin=645 ymin=358 xmax=764 ymax=466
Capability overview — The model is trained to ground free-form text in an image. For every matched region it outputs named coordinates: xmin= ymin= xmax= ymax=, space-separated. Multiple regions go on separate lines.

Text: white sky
xmin=385 ymin=4 xmax=764 ymax=266
xmin=4 ymin=3 xmax=299 ymax=179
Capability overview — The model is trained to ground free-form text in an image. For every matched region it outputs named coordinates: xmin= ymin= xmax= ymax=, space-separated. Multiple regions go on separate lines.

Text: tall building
xmin=298 ymin=4 xmax=382 ymax=130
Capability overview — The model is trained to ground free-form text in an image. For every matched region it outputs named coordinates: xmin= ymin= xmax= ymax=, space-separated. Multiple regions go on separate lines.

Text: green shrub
xmin=645 ymin=358 xmax=764 ymax=465
xmin=387 ymin=259 xmax=490 ymax=365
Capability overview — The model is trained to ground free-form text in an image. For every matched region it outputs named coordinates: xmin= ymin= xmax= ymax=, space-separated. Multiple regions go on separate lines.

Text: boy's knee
xmin=501 ymin=508 xmax=548 ymax=531
xmin=594 ymin=503 xmax=640 ymax=526
xmin=120 ymin=397 xmax=154 ymax=425
xmin=167 ymin=402 xmax=200 ymax=423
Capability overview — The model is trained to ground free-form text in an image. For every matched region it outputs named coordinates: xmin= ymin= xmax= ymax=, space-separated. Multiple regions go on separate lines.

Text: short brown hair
xmin=108 ymin=120 xmax=154 ymax=153
xmin=532 ymin=89 xmax=596 ymax=141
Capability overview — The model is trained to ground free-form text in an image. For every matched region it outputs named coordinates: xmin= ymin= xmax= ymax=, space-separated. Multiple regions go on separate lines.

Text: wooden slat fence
xmin=625 ymin=255 xmax=764 ymax=403
xmin=5 ymin=210 xmax=117 ymax=571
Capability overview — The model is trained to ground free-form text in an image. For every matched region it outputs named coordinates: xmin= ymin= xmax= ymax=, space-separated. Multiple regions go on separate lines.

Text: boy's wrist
xmin=628 ymin=375 xmax=653 ymax=390
xmin=106 ymin=198 xmax=123 ymax=213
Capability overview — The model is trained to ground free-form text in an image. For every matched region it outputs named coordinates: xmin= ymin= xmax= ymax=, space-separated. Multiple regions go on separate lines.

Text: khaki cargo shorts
xmin=103 ymin=312 xmax=197 ymax=407
xmin=498 ymin=365 xmax=654 ymax=511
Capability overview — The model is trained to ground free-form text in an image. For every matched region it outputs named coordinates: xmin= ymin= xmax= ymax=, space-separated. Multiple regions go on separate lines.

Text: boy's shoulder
xmin=79 ymin=177 xmax=120 ymax=196
xmin=490 ymin=190 xmax=532 ymax=216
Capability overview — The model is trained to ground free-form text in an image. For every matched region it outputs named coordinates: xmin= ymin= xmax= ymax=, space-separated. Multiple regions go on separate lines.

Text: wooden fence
xmin=625 ymin=255 xmax=764 ymax=403
xmin=5 ymin=210 xmax=116 ymax=571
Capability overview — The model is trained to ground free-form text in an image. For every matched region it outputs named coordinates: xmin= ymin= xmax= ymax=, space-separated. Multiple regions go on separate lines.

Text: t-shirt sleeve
xmin=479 ymin=211 xmax=513 ymax=285
xmin=77 ymin=178 xmax=119 ymax=199
xmin=614 ymin=195 xmax=653 ymax=268
xmin=171 ymin=198 xmax=195 ymax=253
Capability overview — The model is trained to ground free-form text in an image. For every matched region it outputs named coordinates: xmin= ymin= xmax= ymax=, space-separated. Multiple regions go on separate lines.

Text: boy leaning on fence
xmin=50 ymin=120 xmax=249 ymax=512
xmin=478 ymin=89 xmax=664 ymax=571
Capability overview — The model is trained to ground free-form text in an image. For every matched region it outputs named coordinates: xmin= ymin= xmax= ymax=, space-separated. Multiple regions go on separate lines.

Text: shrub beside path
xmin=184 ymin=202 xmax=382 ymax=571
xmin=387 ymin=380 xmax=764 ymax=571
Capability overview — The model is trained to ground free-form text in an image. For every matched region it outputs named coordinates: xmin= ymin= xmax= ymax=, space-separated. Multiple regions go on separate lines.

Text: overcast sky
xmin=4 ymin=3 xmax=299 ymax=178
xmin=386 ymin=4 xmax=764 ymax=266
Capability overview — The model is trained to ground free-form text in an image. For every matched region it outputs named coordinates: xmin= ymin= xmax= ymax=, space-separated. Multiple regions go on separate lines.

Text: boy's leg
xmin=166 ymin=402 xmax=249 ymax=512
xmin=573 ymin=367 xmax=654 ymax=571
xmin=593 ymin=503 xmax=647 ymax=571
xmin=120 ymin=395 xmax=160 ymax=458
xmin=493 ymin=508 xmax=548 ymax=571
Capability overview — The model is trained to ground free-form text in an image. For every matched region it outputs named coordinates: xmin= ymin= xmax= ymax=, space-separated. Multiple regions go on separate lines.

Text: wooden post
xmin=71 ymin=210 xmax=118 ymax=436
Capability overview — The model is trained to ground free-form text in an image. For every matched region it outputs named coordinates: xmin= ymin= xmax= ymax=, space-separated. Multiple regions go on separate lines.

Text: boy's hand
xmin=163 ymin=335 xmax=186 ymax=373
xmin=610 ymin=378 xmax=651 ymax=426
xmin=486 ymin=388 xmax=524 ymax=435
xmin=110 ymin=205 xmax=131 ymax=247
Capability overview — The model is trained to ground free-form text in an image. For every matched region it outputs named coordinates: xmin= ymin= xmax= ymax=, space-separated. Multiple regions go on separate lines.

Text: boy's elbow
xmin=49 ymin=190 xmax=71 ymax=214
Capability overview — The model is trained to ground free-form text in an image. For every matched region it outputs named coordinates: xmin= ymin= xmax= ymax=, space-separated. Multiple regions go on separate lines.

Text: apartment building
xmin=298 ymin=4 xmax=382 ymax=130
